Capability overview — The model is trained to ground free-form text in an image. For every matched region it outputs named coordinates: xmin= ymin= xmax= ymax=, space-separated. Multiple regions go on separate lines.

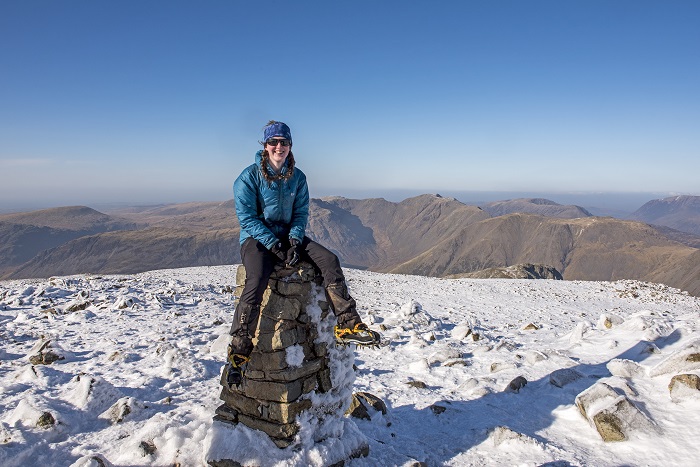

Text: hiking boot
xmin=334 ymin=323 xmax=381 ymax=347
xmin=226 ymin=353 xmax=250 ymax=388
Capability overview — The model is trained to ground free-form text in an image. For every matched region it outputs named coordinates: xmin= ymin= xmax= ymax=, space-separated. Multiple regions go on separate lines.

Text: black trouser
xmin=229 ymin=236 xmax=358 ymax=355
xmin=237 ymin=236 xmax=344 ymax=307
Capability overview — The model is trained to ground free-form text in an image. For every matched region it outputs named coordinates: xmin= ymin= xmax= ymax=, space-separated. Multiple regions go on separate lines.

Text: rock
xmin=345 ymin=395 xmax=371 ymax=420
xmin=549 ymin=368 xmax=584 ymax=388
xmin=522 ymin=350 xmax=547 ymax=365
xmin=490 ymin=362 xmax=517 ymax=373
xmin=607 ymin=359 xmax=645 ymax=378
xmin=523 ymin=323 xmax=539 ymax=330
xmin=487 ymin=426 xmax=537 ymax=446
xmin=650 ymin=339 xmax=700 ymax=376
xmin=450 ymin=324 xmax=472 ymax=340
xmin=346 ymin=392 xmax=387 ymax=420
xmin=66 ymin=299 xmax=91 ymax=312
xmin=114 ymin=296 xmax=133 ymax=309
xmin=505 ymin=376 xmax=528 ymax=393
xmin=669 ymin=374 xmax=700 ymax=402
xmin=429 ymin=404 xmax=446 ymax=415
xmin=27 ymin=340 xmax=65 ymax=365
xmin=99 ymin=397 xmax=142 ymax=424
xmin=575 ymin=382 xmax=653 ymax=442
xmin=139 ymin=440 xmax=157 ymax=456
xmin=598 ymin=313 xmax=624 ymax=329
xmin=407 ymin=380 xmax=427 ymax=389
xmin=36 ymin=411 xmax=55 ymax=429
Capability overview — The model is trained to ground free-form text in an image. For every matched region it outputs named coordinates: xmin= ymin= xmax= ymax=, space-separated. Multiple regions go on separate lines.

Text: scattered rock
xmin=450 ymin=324 xmax=472 ymax=340
xmin=490 ymin=362 xmax=517 ymax=373
xmin=575 ymin=382 xmax=654 ymax=442
xmin=100 ymin=397 xmax=142 ymax=424
xmin=505 ymin=376 xmax=528 ymax=393
xmin=650 ymin=339 xmax=700 ymax=376
xmin=407 ymin=381 xmax=427 ymax=389
xmin=139 ymin=440 xmax=157 ymax=456
xmin=353 ymin=392 xmax=387 ymax=415
xmin=669 ymin=374 xmax=700 ymax=402
xmin=549 ymin=368 xmax=584 ymax=388
xmin=27 ymin=340 xmax=65 ymax=365
xmin=114 ymin=296 xmax=133 ymax=309
xmin=522 ymin=350 xmax=547 ymax=365
xmin=345 ymin=395 xmax=370 ymax=420
xmin=66 ymin=299 xmax=91 ymax=312
xmin=36 ymin=411 xmax=55 ymax=429
xmin=487 ymin=426 xmax=536 ymax=446
xmin=598 ymin=314 xmax=624 ymax=329
xmin=607 ymin=359 xmax=645 ymax=378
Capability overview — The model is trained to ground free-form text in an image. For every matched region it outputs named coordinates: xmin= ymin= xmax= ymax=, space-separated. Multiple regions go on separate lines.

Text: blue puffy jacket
xmin=233 ymin=150 xmax=309 ymax=249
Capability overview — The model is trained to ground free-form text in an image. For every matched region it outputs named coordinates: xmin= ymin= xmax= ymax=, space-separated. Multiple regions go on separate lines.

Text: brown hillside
xmin=388 ymin=214 xmax=697 ymax=285
xmin=6 ymin=228 xmax=240 ymax=279
xmin=650 ymin=249 xmax=700 ymax=296
xmin=319 ymin=194 xmax=491 ymax=269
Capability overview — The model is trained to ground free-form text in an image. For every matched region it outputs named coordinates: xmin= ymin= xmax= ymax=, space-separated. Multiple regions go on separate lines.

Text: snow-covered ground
xmin=1 ymin=266 xmax=699 ymax=466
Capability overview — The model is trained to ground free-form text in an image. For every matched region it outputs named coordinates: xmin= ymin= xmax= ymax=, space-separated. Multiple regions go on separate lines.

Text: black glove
xmin=286 ymin=238 xmax=302 ymax=266
xmin=270 ymin=242 xmax=286 ymax=262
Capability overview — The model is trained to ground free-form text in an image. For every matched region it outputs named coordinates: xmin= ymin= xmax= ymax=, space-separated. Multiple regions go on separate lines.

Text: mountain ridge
xmin=2 ymin=195 xmax=699 ymax=296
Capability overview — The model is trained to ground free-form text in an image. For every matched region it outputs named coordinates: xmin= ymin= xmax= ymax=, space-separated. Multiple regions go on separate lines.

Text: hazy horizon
xmin=0 ymin=189 xmax=689 ymax=216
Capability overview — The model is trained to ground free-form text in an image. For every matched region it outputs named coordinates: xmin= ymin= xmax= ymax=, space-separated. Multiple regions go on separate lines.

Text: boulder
xmin=668 ymin=373 xmax=700 ymax=402
xmin=575 ymin=382 xmax=654 ymax=442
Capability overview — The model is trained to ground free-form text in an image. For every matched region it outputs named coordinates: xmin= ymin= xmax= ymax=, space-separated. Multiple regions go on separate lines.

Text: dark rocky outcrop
xmin=447 ymin=263 xmax=562 ymax=280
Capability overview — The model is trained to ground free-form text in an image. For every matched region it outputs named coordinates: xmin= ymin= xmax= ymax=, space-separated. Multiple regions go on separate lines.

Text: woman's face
xmin=266 ymin=137 xmax=291 ymax=168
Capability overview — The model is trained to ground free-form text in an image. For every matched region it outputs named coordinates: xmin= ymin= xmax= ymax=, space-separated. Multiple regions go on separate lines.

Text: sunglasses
xmin=266 ymin=139 xmax=291 ymax=147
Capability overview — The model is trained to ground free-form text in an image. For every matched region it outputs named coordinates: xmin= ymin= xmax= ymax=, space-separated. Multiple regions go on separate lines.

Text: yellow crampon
xmin=334 ymin=323 xmax=382 ymax=348
xmin=227 ymin=351 xmax=250 ymax=368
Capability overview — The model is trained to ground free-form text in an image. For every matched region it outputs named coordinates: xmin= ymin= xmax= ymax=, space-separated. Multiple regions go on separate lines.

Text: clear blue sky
xmin=1 ymin=0 xmax=699 ymax=211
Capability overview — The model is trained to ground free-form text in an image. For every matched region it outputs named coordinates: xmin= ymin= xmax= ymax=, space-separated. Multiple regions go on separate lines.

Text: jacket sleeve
xmin=288 ymin=171 xmax=309 ymax=243
xmin=234 ymin=169 xmax=278 ymax=249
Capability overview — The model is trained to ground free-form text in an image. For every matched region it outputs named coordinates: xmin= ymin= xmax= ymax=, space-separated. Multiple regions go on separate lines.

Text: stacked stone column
xmin=214 ymin=262 xmax=346 ymax=449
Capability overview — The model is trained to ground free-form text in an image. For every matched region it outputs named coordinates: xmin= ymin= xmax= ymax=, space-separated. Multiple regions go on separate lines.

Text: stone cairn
xmin=210 ymin=262 xmax=369 ymax=464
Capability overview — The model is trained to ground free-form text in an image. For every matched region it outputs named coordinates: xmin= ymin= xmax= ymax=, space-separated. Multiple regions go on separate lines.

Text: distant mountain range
xmin=1 ymin=194 xmax=699 ymax=296
xmin=481 ymin=198 xmax=593 ymax=219
xmin=628 ymin=195 xmax=700 ymax=236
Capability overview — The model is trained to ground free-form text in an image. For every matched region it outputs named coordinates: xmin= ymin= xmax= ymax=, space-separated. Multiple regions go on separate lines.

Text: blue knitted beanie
xmin=263 ymin=121 xmax=292 ymax=144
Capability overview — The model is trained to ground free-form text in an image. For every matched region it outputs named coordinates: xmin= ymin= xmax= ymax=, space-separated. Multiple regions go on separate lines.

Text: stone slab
xmin=237 ymin=413 xmax=299 ymax=440
xmin=219 ymin=390 xmax=312 ymax=424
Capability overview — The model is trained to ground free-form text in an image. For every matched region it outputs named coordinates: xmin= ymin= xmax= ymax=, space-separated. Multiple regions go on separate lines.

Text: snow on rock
xmin=1 ymin=267 xmax=700 ymax=465
xmin=649 ymin=338 xmax=700 ymax=377
xmin=67 ymin=375 xmax=125 ymax=413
